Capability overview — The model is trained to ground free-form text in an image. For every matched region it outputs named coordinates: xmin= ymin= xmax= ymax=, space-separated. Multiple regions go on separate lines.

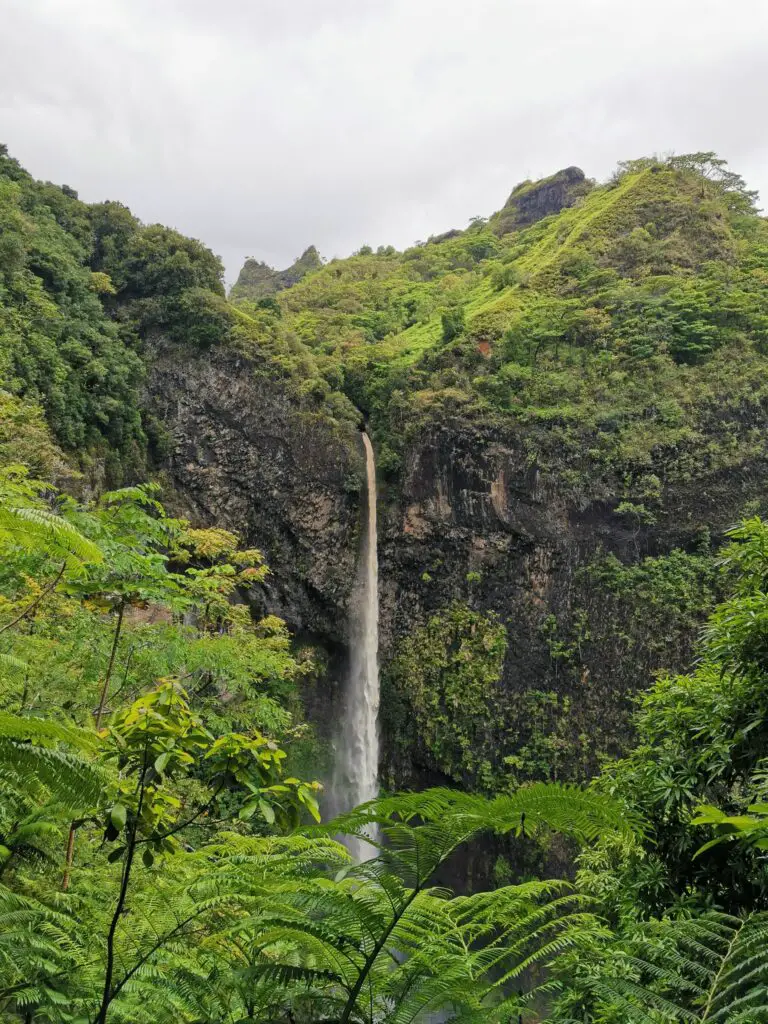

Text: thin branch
xmin=108 ymin=915 xmax=210 ymax=1003
xmin=64 ymin=599 xmax=128 ymax=890
xmin=61 ymin=823 xmax=77 ymax=892
xmin=0 ymin=561 xmax=67 ymax=635
xmin=135 ymin=768 xmax=230 ymax=846
xmin=106 ymin=642 xmax=138 ymax=706
xmin=95 ymin=599 xmax=126 ymax=729
xmin=95 ymin=735 xmax=148 ymax=1024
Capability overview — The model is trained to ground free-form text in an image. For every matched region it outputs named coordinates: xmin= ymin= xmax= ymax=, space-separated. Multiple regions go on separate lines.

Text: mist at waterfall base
xmin=329 ymin=432 xmax=380 ymax=861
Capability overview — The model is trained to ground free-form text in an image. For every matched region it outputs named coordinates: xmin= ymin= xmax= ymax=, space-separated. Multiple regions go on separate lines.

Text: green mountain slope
xmin=6 ymin=142 xmax=766 ymax=500
xmin=223 ymin=153 xmax=768 ymax=793
xmin=229 ymin=153 xmax=768 ymax=502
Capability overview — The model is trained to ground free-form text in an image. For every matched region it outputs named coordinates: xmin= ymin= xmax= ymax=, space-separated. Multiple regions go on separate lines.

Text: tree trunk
xmin=95 ymin=600 xmax=126 ymax=729
xmin=61 ymin=823 xmax=77 ymax=892
xmin=94 ymin=766 xmax=145 ymax=1024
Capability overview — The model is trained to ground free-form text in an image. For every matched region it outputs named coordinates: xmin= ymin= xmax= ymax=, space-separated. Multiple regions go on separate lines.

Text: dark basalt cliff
xmin=146 ymin=344 xmax=363 ymax=647
xmin=492 ymin=166 xmax=591 ymax=234
xmin=140 ymin=155 xmax=768 ymax=798
xmin=376 ymin=420 xmax=768 ymax=791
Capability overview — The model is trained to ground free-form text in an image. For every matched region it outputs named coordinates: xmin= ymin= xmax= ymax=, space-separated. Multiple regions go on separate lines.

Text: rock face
xmin=375 ymin=418 xmax=768 ymax=792
xmin=379 ymin=423 xmax=595 ymax=789
xmin=135 ymin=157 xmax=768 ymax=823
xmin=229 ymin=246 xmax=324 ymax=303
xmin=493 ymin=167 xmax=590 ymax=234
xmin=147 ymin=343 xmax=363 ymax=647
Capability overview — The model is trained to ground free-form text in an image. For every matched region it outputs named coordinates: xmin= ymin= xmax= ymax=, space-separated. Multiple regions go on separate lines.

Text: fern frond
xmin=0 ymin=712 xmax=98 ymax=751
xmin=99 ymin=484 xmax=163 ymax=510
xmin=0 ymin=505 xmax=102 ymax=564
xmin=0 ymin=651 xmax=28 ymax=674
xmin=0 ymin=739 xmax=103 ymax=811
xmin=490 ymin=782 xmax=646 ymax=841
xmin=582 ymin=911 xmax=768 ymax=1023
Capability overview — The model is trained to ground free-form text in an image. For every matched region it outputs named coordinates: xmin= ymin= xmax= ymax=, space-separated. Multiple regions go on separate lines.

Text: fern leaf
xmin=0 ymin=505 xmax=102 ymax=564
xmin=0 ymin=712 xmax=98 ymax=751
xmin=0 ymin=740 xmax=103 ymax=810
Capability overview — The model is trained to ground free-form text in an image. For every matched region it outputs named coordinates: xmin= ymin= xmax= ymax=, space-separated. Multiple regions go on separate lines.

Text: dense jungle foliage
xmin=4 ymin=145 xmax=768 ymax=1019
xmin=2 ymin=452 xmax=768 ymax=1020
xmin=0 ymin=145 xmax=357 ymax=486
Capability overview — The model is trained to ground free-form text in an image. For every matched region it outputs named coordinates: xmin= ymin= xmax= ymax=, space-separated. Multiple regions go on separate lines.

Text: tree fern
xmin=0 ymin=784 xmax=628 ymax=1023
xmin=565 ymin=911 xmax=768 ymax=1023
xmin=0 ymin=651 xmax=27 ymax=674
xmin=0 ymin=713 xmax=102 ymax=812
xmin=0 ymin=740 xmax=104 ymax=812
xmin=0 ymin=885 xmax=93 ymax=1019
xmin=488 ymin=782 xmax=645 ymax=842
xmin=30 ymin=788 xmax=616 ymax=1024
xmin=323 ymin=784 xmax=642 ymax=886
xmin=207 ymin=787 xmax=620 ymax=1024
xmin=0 ymin=504 xmax=102 ymax=565
xmin=0 ymin=712 xmax=98 ymax=751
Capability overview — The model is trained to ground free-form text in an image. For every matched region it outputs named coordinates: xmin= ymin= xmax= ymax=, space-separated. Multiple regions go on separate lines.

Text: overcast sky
xmin=2 ymin=0 xmax=768 ymax=284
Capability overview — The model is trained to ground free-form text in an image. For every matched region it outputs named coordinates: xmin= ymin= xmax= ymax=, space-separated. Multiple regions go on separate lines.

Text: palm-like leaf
xmin=0 ymin=505 xmax=102 ymax=565
xmin=489 ymin=782 xmax=646 ymax=841
xmin=0 ymin=712 xmax=98 ymax=751
xmin=0 ymin=784 xmax=635 ymax=1022
xmin=0 ymin=740 xmax=104 ymax=812
xmin=328 ymin=783 xmax=642 ymax=836
xmin=574 ymin=911 xmax=768 ymax=1023
xmin=0 ymin=652 xmax=28 ymax=674
xmin=0 ymin=713 xmax=102 ymax=812
xmin=0 ymin=886 xmax=93 ymax=1016
xmin=213 ymin=786 xmax=628 ymax=1023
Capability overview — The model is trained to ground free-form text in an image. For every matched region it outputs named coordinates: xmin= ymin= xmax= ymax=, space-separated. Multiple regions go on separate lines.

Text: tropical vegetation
xmin=3 ymin=142 xmax=768 ymax=1019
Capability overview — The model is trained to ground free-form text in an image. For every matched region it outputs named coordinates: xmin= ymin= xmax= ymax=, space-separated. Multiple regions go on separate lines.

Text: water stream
xmin=331 ymin=431 xmax=380 ymax=859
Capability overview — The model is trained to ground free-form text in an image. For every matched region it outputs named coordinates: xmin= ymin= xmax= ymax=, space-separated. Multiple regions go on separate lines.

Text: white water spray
xmin=332 ymin=432 xmax=380 ymax=859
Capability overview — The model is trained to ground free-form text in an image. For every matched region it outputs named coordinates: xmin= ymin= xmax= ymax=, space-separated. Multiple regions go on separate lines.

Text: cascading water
xmin=331 ymin=431 xmax=380 ymax=860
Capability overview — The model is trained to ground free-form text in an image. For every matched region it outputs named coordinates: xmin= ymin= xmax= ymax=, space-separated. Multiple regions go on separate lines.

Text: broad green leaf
xmin=259 ymin=799 xmax=276 ymax=825
xmin=109 ymin=804 xmax=127 ymax=830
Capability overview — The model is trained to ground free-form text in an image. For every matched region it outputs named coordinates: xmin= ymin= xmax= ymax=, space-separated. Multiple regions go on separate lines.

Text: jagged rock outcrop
xmin=230 ymin=245 xmax=323 ymax=303
xmin=492 ymin=166 xmax=591 ymax=234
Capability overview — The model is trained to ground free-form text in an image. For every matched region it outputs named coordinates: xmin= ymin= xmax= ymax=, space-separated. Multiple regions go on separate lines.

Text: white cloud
xmin=2 ymin=0 xmax=767 ymax=282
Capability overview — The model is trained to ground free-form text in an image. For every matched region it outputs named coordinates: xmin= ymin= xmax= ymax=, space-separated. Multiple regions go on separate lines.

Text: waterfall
xmin=331 ymin=431 xmax=380 ymax=859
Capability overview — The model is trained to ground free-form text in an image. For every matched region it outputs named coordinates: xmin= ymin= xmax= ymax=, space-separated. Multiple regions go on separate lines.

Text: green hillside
xmin=4 ymin=145 xmax=768 ymax=1020
xmin=226 ymin=153 xmax=768 ymax=504
xmin=0 ymin=146 xmax=360 ymax=482
xmin=4 ymin=141 xmax=767 ymax=506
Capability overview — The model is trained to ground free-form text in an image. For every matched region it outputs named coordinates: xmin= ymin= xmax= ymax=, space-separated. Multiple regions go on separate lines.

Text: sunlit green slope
xmin=229 ymin=153 xmax=768 ymax=496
